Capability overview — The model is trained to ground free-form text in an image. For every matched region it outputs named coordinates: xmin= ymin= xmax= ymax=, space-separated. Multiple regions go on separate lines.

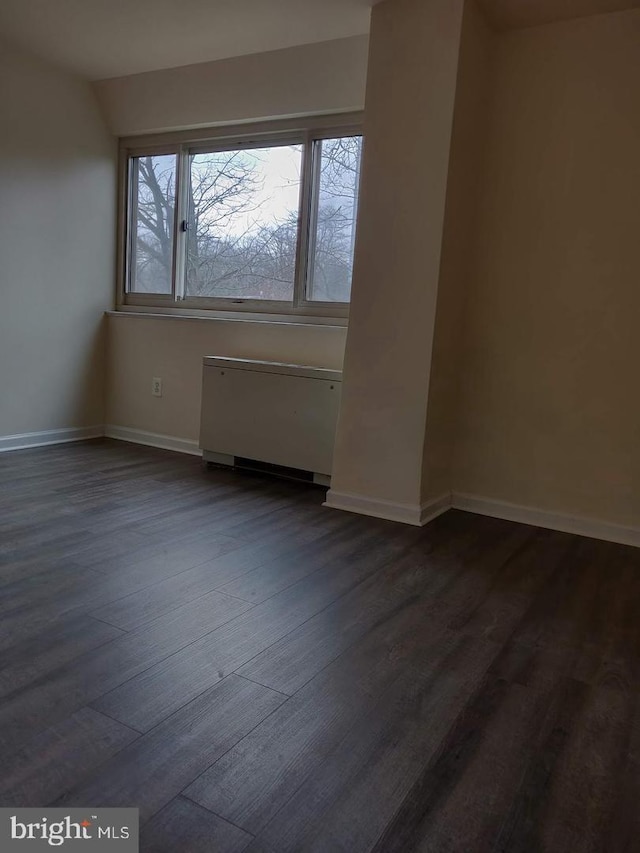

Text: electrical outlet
xmin=151 ymin=377 xmax=162 ymax=397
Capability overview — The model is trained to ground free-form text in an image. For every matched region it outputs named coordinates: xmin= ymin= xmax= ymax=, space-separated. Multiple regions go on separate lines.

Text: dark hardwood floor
xmin=1 ymin=438 xmax=639 ymax=852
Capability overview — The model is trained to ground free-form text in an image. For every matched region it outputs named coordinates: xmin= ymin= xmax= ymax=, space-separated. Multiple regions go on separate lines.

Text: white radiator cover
xmin=199 ymin=357 xmax=342 ymax=480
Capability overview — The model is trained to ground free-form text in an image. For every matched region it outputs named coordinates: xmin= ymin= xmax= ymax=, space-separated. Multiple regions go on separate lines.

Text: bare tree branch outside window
xmin=128 ymin=135 xmax=363 ymax=304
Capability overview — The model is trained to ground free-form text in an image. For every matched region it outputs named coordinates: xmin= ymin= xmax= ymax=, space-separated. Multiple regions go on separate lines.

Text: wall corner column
xmin=326 ymin=0 xmax=466 ymax=525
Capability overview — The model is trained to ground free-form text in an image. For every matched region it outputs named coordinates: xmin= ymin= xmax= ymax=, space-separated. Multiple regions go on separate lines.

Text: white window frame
xmin=117 ymin=113 xmax=363 ymax=321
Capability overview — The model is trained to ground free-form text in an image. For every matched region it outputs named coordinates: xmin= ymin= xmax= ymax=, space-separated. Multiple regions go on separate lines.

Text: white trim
xmin=324 ymin=489 xmax=451 ymax=527
xmin=0 ymin=425 xmax=104 ymax=453
xmin=452 ymin=492 xmax=640 ymax=549
xmin=419 ymin=493 xmax=453 ymax=526
xmin=118 ymin=115 xmax=361 ymax=322
xmin=106 ymin=309 xmax=347 ymax=328
xmin=2 ymin=426 xmax=636 ymax=548
xmin=104 ymin=425 xmax=202 ymax=457
xmin=202 ymin=449 xmax=234 ymax=467
xmin=120 ymin=112 xmax=364 ymax=151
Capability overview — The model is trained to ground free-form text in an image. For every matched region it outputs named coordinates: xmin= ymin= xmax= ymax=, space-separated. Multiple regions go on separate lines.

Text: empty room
xmin=0 ymin=0 xmax=639 ymax=850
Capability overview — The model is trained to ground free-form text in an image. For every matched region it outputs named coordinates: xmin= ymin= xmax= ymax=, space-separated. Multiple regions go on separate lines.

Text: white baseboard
xmin=452 ymin=492 xmax=640 ymax=549
xmin=104 ymin=424 xmax=202 ymax=457
xmin=2 ymin=426 xmax=637 ymax=548
xmin=0 ymin=425 xmax=104 ymax=453
xmin=324 ymin=489 xmax=451 ymax=527
xmin=324 ymin=486 xmax=640 ymax=547
xmin=419 ymin=493 xmax=453 ymax=526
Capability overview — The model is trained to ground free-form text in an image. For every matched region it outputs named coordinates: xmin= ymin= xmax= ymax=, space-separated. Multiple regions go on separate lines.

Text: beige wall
xmin=421 ymin=0 xmax=495 ymax=502
xmin=103 ymin=37 xmax=364 ymax=443
xmin=96 ymin=1 xmax=640 ymax=539
xmin=453 ymin=9 xmax=640 ymax=527
xmin=105 ymin=315 xmax=346 ymax=442
xmin=328 ymin=0 xmax=465 ymax=516
xmin=0 ymin=40 xmax=116 ymax=439
xmin=94 ymin=36 xmax=369 ymax=136
xmin=478 ymin=0 xmax=639 ymax=31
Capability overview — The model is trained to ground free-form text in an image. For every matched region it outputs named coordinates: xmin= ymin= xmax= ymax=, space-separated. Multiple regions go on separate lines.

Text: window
xmin=128 ymin=154 xmax=177 ymax=295
xmin=121 ymin=118 xmax=363 ymax=317
xmin=186 ymin=145 xmax=302 ymax=302
xmin=307 ymin=137 xmax=361 ymax=303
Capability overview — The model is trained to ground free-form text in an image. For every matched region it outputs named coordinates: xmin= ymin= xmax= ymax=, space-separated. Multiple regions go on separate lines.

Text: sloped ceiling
xmin=0 ymin=0 xmax=374 ymax=80
xmin=0 ymin=0 xmax=637 ymax=82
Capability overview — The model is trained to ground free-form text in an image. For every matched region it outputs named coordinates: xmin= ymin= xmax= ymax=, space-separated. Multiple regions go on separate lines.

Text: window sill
xmin=107 ymin=307 xmax=348 ymax=329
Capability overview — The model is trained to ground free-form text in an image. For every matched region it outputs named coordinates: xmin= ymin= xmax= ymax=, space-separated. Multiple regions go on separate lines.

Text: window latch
xmin=180 ymin=220 xmax=190 ymax=232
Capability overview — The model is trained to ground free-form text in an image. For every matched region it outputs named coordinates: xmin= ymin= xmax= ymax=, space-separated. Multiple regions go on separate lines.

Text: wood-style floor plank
xmin=248 ymin=632 xmax=501 ymax=853
xmin=55 ymin=674 xmax=285 ymax=822
xmin=183 ymin=594 xmax=467 ymax=834
xmin=91 ymin=523 xmax=414 ymax=731
xmin=0 ymin=614 xmax=123 ymax=698
xmin=0 ymin=707 xmax=139 ymax=808
xmin=236 ymin=512 xmax=529 ymax=696
xmin=140 ymin=797 xmax=253 ymax=853
xmin=89 ymin=512 xmax=359 ymax=631
xmin=0 ymin=439 xmax=638 ymax=853
xmin=0 ymin=588 xmax=254 ymax=754
xmin=493 ymin=672 xmax=634 ymax=853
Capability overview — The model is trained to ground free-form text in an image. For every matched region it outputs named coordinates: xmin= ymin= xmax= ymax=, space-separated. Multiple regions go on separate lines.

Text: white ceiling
xmin=0 ymin=0 xmax=375 ymax=81
xmin=1 ymin=0 xmax=638 ymax=82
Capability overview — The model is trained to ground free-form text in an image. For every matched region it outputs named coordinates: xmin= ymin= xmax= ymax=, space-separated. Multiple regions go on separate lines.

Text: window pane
xmin=307 ymin=136 xmax=362 ymax=303
xmin=185 ymin=145 xmax=302 ymax=301
xmin=129 ymin=154 xmax=176 ymax=294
